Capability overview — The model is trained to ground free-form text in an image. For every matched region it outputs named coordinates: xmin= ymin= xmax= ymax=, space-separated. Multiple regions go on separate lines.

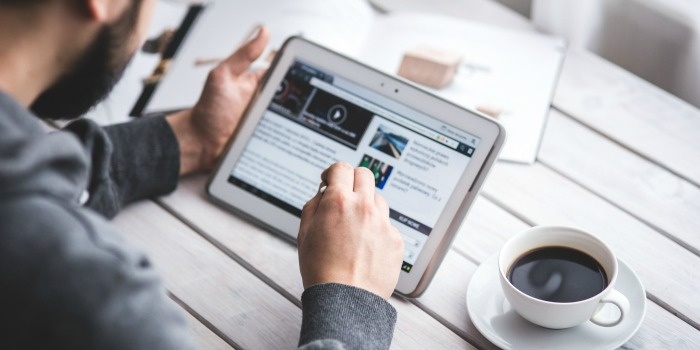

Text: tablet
xmin=208 ymin=37 xmax=505 ymax=297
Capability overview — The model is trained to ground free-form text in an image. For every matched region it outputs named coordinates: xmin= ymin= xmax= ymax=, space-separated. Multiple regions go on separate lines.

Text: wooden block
xmin=397 ymin=46 xmax=462 ymax=89
xmin=476 ymin=104 xmax=503 ymax=119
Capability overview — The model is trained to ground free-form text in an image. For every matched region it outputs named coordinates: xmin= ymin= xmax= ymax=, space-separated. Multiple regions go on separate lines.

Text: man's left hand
xmin=167 ymin=26 xmax=270 ymax=175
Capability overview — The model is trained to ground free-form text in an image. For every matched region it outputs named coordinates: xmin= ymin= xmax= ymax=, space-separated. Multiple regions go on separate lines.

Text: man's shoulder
xmin=0 ymin=193 xmax=193 ymax=349
xmin=1 ymin=193 xmax=112 ymax=255
xmin=0 ymin=193 xmax=143 ymax=288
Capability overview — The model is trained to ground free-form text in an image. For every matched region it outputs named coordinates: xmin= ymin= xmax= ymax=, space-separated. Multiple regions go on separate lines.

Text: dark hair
xmin=0 ymin=0 xmax=47 ymax=5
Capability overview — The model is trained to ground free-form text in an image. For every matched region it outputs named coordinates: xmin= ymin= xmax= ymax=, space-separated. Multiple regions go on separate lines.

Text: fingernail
xmin=249 ymin=25 xmax=263 ymax=41
xmin=239 ymin=25 xmax=263 ymax=47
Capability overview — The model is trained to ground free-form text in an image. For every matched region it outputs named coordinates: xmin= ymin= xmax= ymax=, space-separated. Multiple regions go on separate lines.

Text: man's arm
xmin=297 ymin=163 xmax=405 ymax=349
xmin=298 ymin=284 xmax=397 ymax=350
xmin=64 ymin=117 xmax=179 ymax=218
xmin=165 ymin=26 xmax=269 ymax=176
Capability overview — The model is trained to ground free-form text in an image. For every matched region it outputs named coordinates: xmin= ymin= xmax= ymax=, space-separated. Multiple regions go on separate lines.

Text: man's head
xmin=0 ymin=0 xmax=156 ymax=120
xmin=0 ymin=0 xmax=45 ymax=5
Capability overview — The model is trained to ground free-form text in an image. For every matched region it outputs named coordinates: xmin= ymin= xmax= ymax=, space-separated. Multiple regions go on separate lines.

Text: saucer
xmin=466 ymin=255 xmax=646 ymax=350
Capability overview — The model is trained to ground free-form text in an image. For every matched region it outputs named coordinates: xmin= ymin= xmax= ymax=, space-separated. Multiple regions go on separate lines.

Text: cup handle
xmin=590 ymin=289 xmax=630 ymax=327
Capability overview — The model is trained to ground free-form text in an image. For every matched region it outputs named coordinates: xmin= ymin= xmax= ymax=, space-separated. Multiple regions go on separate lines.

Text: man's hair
xmin=0 ymin=0 xmax=46 ymax=5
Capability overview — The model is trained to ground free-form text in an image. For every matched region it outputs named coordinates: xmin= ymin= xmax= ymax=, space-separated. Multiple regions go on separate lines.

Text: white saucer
xmin=466 ymin=255 xmax=646 ymax=350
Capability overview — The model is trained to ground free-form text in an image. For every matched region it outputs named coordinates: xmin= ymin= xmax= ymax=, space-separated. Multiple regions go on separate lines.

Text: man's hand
xmin=167 ymin=26 xmax=270 ymax=175
xmin=297 ymin=162 xmax=404 ymax=300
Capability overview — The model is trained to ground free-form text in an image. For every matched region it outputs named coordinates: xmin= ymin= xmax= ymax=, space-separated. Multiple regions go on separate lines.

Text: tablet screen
xmin=228 ymin=60 xmax=480 ymax=272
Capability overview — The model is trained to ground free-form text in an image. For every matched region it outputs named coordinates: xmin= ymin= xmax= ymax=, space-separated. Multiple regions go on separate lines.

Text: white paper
xmin=359 ymin=13 xmax=566 ymax=163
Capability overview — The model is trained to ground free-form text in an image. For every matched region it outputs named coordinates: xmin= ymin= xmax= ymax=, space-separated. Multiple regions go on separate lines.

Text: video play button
xmin=327 ymin=104 xmax=348 ymax=124
xmin=275 ymin=80 xmax=289 ymax=98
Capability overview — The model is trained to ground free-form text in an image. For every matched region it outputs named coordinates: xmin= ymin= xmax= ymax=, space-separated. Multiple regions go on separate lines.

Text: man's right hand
xmin=297 ymin=162 xmax=404 ymax=300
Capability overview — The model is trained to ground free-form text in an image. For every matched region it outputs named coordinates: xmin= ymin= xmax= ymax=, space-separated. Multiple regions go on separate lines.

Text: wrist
xmin=166 ymin=109 xmax=206 ymax=175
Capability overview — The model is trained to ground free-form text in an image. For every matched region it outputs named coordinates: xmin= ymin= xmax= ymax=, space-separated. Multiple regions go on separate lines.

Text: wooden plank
xmin=389 ymin=297 xmax=476 ymax=349
xmin=482 ymin=162 xmax=700 ymax=328
xmin=625 ymin=302 xmax=700 ymax=349
xmin=158 ymin=175 xmax=474 ymax=349
xmin=183 ymin=312 xmax=234 ymax=350
xmin=112 ymin=201 xmax=302 ymax=349
xmin=415 ymin=252 xmax=494 ymax=349
xmin=452 ymin=196 xmax=530 ymax=263
xmin=539 ymin=110 xmax=700 ymax=254
xmin=553 ymin=49 xmax=700 ymax=186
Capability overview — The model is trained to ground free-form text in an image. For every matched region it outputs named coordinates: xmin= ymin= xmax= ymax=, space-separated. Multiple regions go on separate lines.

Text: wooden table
xmin=111 ymin=2 xmax=700 ymax=349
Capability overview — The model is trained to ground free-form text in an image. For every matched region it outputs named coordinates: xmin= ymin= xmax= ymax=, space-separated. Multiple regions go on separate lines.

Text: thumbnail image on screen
xmin=370 ymin=125 xmax=408 ymax=159
xmin=358 ymin=154 xmax=394 ymax=189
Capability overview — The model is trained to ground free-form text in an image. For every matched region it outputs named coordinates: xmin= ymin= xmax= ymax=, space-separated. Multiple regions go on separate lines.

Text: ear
xmin=83 ymin=0 xmax=127 ymax=22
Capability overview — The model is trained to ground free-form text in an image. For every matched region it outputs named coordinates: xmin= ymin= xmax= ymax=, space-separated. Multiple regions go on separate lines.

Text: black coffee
xmin=508 ymin=246 xmax=608 ymax=303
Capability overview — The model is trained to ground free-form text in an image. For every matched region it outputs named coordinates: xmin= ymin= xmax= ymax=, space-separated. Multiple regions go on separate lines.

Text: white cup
xmin=498 ymin=226 xmax=630 ymax=329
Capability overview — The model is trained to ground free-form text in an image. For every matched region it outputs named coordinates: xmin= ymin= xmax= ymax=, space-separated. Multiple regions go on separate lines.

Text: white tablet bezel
xmin=207 ymin=37 xmax=505 ymax=297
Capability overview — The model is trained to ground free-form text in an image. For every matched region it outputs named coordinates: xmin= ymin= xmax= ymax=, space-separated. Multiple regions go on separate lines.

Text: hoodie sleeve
xmin=64 ymin=117 xmax=180 ymax=218
xmin=298 ymin=284 xmax=397 ymax=350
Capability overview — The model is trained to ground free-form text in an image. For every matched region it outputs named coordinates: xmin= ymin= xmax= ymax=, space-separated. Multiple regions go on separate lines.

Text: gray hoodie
xmin=0 ymin=90 xmax=396 ymax=350
xmin=0 ymin=90 xmax=192 ymax=349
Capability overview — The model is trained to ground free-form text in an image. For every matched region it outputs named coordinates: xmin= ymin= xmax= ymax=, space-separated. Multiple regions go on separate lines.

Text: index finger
xmin=219 ymin=25 xmax=270 ymax=76
xmin=321 ymin=162 xmax=355 ymax=193
xmin=353 ymin=167 xmax=375 ymax=195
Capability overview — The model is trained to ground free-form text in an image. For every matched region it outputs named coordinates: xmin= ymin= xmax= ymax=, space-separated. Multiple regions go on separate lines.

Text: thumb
xmin=248 ymin=68 xmax=268 ymax=85
xmin=220 ymin=25 xmax=270 ymax=76
xmin=298 ymin=185 xmax=324 ymax=245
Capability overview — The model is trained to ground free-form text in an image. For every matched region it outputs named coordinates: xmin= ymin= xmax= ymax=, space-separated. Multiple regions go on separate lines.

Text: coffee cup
xmin=498 ymin=226 xmax=630 ymax=329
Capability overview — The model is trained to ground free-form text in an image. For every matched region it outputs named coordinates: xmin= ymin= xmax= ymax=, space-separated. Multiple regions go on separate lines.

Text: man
xmin=0 ymin=0 xmax=404 ymax=349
